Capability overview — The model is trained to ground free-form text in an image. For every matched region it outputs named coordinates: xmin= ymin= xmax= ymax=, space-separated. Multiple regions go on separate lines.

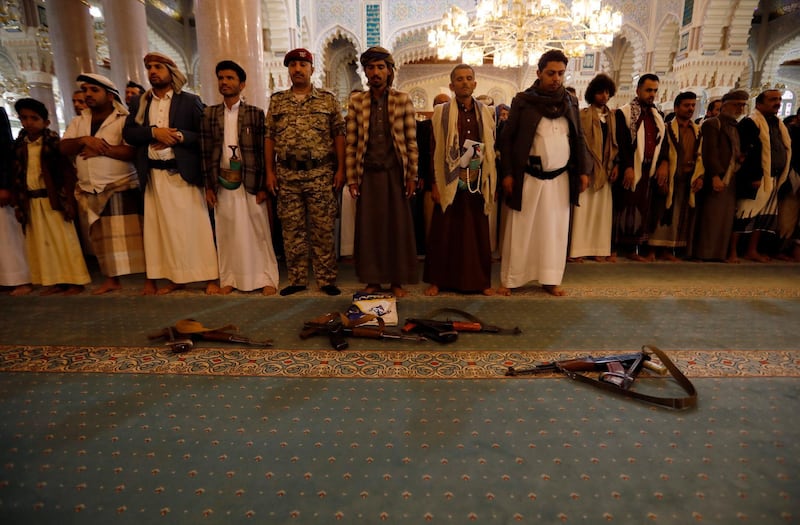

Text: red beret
xmin=284 ymin=48 xmax=313 ymax=67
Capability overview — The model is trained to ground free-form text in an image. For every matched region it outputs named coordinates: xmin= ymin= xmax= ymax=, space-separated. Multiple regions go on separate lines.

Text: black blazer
xmin=123 ymin=91 xmax=205 ymax=188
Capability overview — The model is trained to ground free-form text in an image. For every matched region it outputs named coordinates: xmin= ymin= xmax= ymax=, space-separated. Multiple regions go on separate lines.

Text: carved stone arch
xmin=263 ymin=0 xmax=292 ymax=55
xmin=758 ymin=35 xmax=800 ymax=85
xmin=618 ymin=24 xmax=646 ymax=78
xmin=316 ymin=25 xmax=362 ymax=59
xmin=319 ymin=27 xmax=361 ymax=104
xmin=390 ymin=26 xmax=437 ymax=66
xmin=699 ymin=0 xmax=759 ymax=52
xmin=651 ymin=15 xmax=680 ymax=75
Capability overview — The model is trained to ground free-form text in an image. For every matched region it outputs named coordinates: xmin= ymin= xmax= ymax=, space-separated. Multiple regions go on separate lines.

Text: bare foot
xmin=391 ymin=285 xmax=408 ymax=298
xmin=775 ymin=253 xmax=793 ymax=262
xmin=606 ymin=253 xmax=617 ymax=263
xmin=660 ymin=252 xmax=680 ymax=262
xmin=744 ymin=252 xmax=770 ymax=263
xmin=424 ymin=284 xmax=439 ymax=296
xmin=482 ymin=287 xmax=495 ymax=296
xmin=262 ymin=286 xmax=277 ymax=296
xmin=725 ymin=256 xmax=740 ymax=264
xmin=629 ymin=252 xmax=654 ymax=262
xmin=63 ymin=285 xmax=84 ymax=296
xmin=543 ymin=284 xmax=566 ymax=296
xmin=496 ymin=286 xmax=512 ymax=296
xmin=362 ymin=283 xmax=382 ymax=294
xmin=157 ymin=282 xmax=185 ymax=295
xmin=40 ymin=285 xmax=64 ymax=296
xmin=92 ymin=277 xmax=121 ymax=295
xmin=218 ymin=285 xmax=234 ymax=295
xmin=205 ymin=282 xmax=221 ymax=295
xmin=10 ymin=284 xmax=33 ymax=296
xmin=592 ymin=256 xmax=607 ymax=263
xmin=567 ymin=257 xmax=583 ymax=263
xmin=142 ymin=280 xmax=158 ymax=295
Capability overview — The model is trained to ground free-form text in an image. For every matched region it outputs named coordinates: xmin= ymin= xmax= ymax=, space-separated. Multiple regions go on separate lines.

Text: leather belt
xmin=27 ymin=189 xmax=49 ymax=199
xmin=279 ymin=154 xmax=333 ymax=171
xmin=149 ymin=159 xmax=178 ymax=170
xmin=525 ymin=164 xmax=568 ymax=180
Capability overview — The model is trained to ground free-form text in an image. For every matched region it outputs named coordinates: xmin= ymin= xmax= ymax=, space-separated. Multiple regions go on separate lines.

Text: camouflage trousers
xmin=276 ymin=173 xmax=338 ymax=286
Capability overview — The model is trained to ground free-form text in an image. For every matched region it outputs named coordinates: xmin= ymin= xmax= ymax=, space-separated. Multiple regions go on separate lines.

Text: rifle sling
xmin=556 ymin=345 xmax=697 ymax=410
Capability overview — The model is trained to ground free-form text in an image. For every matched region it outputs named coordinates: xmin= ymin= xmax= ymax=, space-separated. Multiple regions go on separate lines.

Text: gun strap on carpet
xmin=423 ymin=307 xmax=521 ymax=334
xmin=557 ymin=345 xmax=697 ymax=410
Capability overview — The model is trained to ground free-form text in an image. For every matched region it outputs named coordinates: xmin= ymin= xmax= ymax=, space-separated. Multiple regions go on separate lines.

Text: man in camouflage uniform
xmin=266 ymin=48 xmax=346 ymax=296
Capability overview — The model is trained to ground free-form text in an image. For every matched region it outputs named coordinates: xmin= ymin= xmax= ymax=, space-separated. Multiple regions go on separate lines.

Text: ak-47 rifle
xmin=505 ymin=346 xmax=697 ymax=410
xmin=148 ymin=319 xmax=272 ymax=352
xmin=403 ymin=308 xmax=521 ymax=344
xmin=301 ymin=313 xmax=426 ymax=350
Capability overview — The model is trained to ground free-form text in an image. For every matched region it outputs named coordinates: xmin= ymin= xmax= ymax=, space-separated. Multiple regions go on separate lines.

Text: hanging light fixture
xmin=428 ymin=0 xmax=623 ymax=68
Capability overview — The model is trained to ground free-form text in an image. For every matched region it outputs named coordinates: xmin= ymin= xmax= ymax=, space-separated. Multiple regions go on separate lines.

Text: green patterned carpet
xmin=0 ymin=261 xmax=798 ymax=524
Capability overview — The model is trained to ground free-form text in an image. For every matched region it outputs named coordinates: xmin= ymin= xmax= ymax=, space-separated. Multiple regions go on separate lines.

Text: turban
xmin=135 ymin=51 xmax=188 ymax=124
xmin=143 ymin=51 xmax=187 ymax=93
xmin=359 ymin=46 xmax=395 ymax=68
xmin=76 ymin=73 xmax=120 ymax=100
xmin=283 ymin=48 xmax=313 ymax=67
xmin=721 ymin=89 xmax=749 ymax=103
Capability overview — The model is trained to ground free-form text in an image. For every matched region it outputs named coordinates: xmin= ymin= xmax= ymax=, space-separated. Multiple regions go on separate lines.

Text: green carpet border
xmin=1 ymin=345 xmax=798 ymax=379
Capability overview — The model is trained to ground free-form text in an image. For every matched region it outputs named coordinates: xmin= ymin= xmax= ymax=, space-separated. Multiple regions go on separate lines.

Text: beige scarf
xmin=431 ymin=99 xmax=496 ymax=215
xmin=748 ymin=109 xmax=792 ymax=195
xmin=664 ymin=119 xmax=704 ymax=208
xmin=579 ymin=105 xmax=617 ymax=190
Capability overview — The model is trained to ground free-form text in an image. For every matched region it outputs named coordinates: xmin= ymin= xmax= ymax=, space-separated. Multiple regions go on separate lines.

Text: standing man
xmin=123 ymin=52 xmax=218 ymax=295
xmin=346 ymin=46 xmax=419 ymax=297
xmin=72 ymin=90 xmax=87 ymax=117
xmin=731 ymin=89 xmax=791 ymax=262
xmin=424 ymin=64 xmax=496 ymax=296
xmin=648 ymin=91 xmax=704 ymax=260
xmin=497 ymin=50 xmax=590 ymax=296
xmin=202 ymin=60 xmax=279 ymax=295
xmin=415 ymin=92 xmax=450 ymax=248
xmin=125 ymin=81 xmax=145 ymax=108
xmin=693 ymin=89 xmax=749 ymax=261
xmin=265 ymin=48 xmax=345 ymax=296
xmin=613 ymin=73 xmax=669 ymax=261
xmin=696 ymin=99 xmax=722 ymax=124
xmin=60 ymin=73 xmax=146 ymax=294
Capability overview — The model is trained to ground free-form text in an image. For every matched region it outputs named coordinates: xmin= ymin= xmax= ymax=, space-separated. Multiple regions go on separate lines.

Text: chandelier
xmin=428 ymin=0 xmax=623 ymax=68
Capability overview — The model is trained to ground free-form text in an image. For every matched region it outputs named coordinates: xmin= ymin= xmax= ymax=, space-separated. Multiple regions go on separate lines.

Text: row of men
xmin=1 ymin=46 xmax=797 ymax=299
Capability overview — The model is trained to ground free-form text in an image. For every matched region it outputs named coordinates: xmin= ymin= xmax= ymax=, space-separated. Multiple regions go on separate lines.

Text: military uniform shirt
xmin=265 ymin=87 xmax=345 ymax=170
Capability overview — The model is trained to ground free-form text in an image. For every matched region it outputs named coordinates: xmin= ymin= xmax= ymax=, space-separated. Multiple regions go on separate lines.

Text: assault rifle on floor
xmin=301 ymin=312 xmax=426 ymax=350
xmin=505 ymin=346 xmax=697 ymax=410
xmin=403 ymin=308 xmax=522 ymax=344
xmin=148 ymin=319 xmax=272 ymax=353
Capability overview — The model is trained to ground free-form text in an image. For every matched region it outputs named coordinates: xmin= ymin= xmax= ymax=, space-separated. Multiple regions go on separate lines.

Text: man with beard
xmin=693 ymin=89 xmax=749 ymax=261
xmin=202 ymin=60 xmax=279 ymax=295
xmin=266 ymin=48 xmax=345 ymax=296
xmin=60 ymin=73 xmax=145 ymax=294
xmin=123 ymin=52 xmax=218 ymax=295
xmin=346 ymin=46 xmax=419 ymax=297
xmin=497 ymin=50 xmax=590 ymax=296
xmin=731 ymin=89 xmax=792 ymax=262
xmin=424 ymin=64 xmax=496 ymax=296
xmin=648 ymin=91 xmax=705 ymax=260
xmin=613 ymin=73 xmax=669 ymax=261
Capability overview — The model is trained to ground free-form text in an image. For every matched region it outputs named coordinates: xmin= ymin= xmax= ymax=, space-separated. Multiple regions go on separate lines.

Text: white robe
xmin=215 ymin=186 xmax=279 ymax=291
xmin=0 ymin=206 xmax=30 ymax=286
xmin=143 ymin=169 xmax=218 ymax=283
xmin=501 ymin=173 xmax=570 ymax=287
xmin=569 ymin=183 xmax=612 ymax=258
